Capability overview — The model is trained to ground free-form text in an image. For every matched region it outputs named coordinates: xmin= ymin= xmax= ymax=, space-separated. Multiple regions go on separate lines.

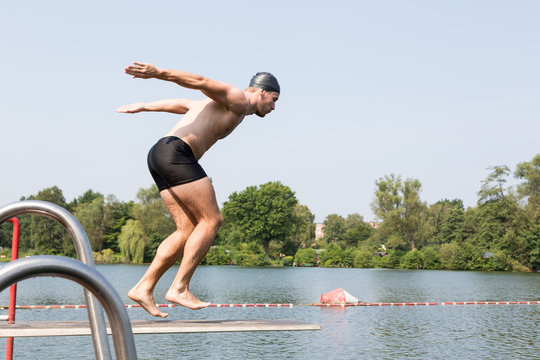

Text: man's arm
xmin=125 ymin=62 xmax=248 ymax=115
xmin=115 ymin=98 xmax=192 ymax=114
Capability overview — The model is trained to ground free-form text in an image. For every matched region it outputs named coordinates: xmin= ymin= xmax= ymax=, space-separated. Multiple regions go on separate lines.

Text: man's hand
xmin=115 ymin=102 xmax=146 ymax=113
xmin=125 ymin=62 xmax=159 ymax=79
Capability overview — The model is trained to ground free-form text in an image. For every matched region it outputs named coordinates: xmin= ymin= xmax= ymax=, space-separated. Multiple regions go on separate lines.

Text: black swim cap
xmin=249 ymin=72 xmax=280 ymax=93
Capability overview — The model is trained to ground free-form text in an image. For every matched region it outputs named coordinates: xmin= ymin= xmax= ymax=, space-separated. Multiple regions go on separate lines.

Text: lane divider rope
xmin=1 ymin=301 xmax=538 ymax=310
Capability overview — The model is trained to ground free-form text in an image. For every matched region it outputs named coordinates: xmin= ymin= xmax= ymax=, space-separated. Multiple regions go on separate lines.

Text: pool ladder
xmin=0 ymin=201 xmax=137 ymax=360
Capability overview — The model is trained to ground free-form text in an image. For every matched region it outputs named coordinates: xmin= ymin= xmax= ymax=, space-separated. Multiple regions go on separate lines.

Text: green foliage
xmin=221 ymin=182 xmax=299 ymax=255
xmin=93 ymin=249 xmax=123 ymax=264
xmin=102 ymin=197 xmax=133 ymax=252
xmin=203 ymin=246 xmax=230 ymax=265
xmin=451 ymin=242 xmax=482 ymax=270
xmin=439 ymin=206 xmax=464 ymax=244
xmin=319 ymin=243 xmax=344 ymax=267
xmin=323 ymin=214 xmax=345 ymax=244
xmin=522 ymin=222 xmax=540 ymax=270
xmin=133 ymin=185 xmax=175 ymax=241
xmin=294 ymin=248 xmax=316 ymax=266
xmin=343 ymin=222 xmax=373 ymax=247
xmin=400 ymin=249 xmax=424 ymax=269
xmin=282 ymin=256 xmax=294 ymax=266
xmin=73 ymin=196 xmax=112 ymax=251
xmin=515 ymin=154 xmax=540 ymax=221
xmin=25 ymin=186 xmax=71 ymax=256
xmin=3 ymin=153 xmax=538 ymax=271
xmin=371 ymin=174 xmax=429 ymax=250
xmin=354 ymin=249 xmax=375 ymax=268
xmin=421 ymin=247 xmax=441 ymax=270
xmin=118 ymin=219 xmax=148 ymax=264
xmin=376 ymin=251 xmax=403 ymax=269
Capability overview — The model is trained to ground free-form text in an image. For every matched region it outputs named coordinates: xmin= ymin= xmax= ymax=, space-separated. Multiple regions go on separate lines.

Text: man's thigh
xmin=167 ymin=177 xmax=220 ymax=221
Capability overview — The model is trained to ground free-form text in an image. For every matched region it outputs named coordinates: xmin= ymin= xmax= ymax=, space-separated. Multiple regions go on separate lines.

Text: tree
xmin=473 ymin=166 xmax=520 ymax=251
xmin=102 ymin=196 xmax=134 ymax=251
xmin=478 ymin=165 xmax=511 ymax=204
xmin=371 ymin=174 xmax=429 ymax=250
xmin=68 ymin=189 xmax=103 ymax=211
xmin=426 ymin=199 xmax=464 ymax=245
xmin=515 ymin=154 xmax=540 ymax=220
xmin=73 ymin=196 xmax=113 ymax=251
xmin=288 ymin=204 xmax=315 ymax=252
xmin=132 ymin=185 xmax=175 ymax=261
xmin=118 ymin=219 xmax=148 ymax=264
xmin=344 ymin=214 xmax=364 ymax=230
xmin=24 ymin=186 xmax=70 ymax=255
xmin=221 ymin=181 xmax=299 ymax=256
xmin=342 ymin=222 xmax=373 ymax=247
xmin=323 ymin=214 xmax=345 ymax=244
xmin=439 ymin=206 xmax=465 ymax=244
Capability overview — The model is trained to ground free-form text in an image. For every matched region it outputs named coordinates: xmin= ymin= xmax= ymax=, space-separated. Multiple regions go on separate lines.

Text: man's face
xmin=256 ymin=91 xmax=279 ymax=117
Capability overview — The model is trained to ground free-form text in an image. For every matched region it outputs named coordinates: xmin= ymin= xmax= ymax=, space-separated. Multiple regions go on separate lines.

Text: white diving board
xmin=0 ymin=319 xmax=321 ymax=337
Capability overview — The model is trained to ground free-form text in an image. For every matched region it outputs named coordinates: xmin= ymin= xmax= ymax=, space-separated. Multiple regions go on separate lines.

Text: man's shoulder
xmin=216 ymin=87 xmax=248 ymax=115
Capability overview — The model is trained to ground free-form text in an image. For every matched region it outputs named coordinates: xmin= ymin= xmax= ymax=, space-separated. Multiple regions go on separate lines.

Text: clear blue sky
xmin=1 ymin=0 xmax=539 ymax=222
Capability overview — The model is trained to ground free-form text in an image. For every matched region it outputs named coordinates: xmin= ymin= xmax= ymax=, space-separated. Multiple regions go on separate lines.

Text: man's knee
xmin=214 ymin=212 xmax=224 ymax=229
xmin=208 ymin=212 xmax=223 ymax=231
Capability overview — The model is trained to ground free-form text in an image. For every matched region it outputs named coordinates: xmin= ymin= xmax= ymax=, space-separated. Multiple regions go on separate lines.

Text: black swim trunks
xmin=147 ymin=136 xmax=207 ymax=191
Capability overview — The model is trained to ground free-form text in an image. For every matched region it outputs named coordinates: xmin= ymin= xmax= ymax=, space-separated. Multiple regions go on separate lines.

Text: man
xmin=116 ymin=62 xmax=280 ymax=317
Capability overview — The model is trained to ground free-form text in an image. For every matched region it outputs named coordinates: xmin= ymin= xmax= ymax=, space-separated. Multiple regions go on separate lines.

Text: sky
xmin=1 ymin=0 xmax=539 ymax=222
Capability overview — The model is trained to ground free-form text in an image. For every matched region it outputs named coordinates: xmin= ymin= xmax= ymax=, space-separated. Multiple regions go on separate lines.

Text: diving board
xmin=0 ymin=319 xmax=321 ymax=337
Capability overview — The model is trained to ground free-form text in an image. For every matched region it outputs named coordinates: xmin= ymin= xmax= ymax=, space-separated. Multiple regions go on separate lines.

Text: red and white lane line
xmin=1 ymin=301 xmax=538 ymax=310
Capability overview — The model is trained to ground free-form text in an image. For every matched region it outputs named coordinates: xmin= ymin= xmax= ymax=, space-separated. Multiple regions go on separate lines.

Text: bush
xmin=354 ymin=250 xmax=375 ymax=268
xmin=400 ymin=249 xmax=424 ymax=269
xmin=440 ymin=243 xmax=456 ymax=269
xmin=342 ymin=248 xmax=356 ymax=267
xmin=230 ymin=251 xmax=270 ymax=266
xmin=376 ymin=251 xmax=403 ymax=269
xmin=204 ymin=246 xmax=230 ymax=265
xmin=294 ymin=248 xmax=316 ymax=266
xmin=452 ymin=242 xmax=482 ymax=270
xmin=232 ymin=251 xmax=258 ymax=266
xmin=93 ymin=249 xmax=123 ymax=264
xmin=319 ymin=243 xmax=344 ymax=267
xmin=282 ymin=256 xmax=294 ymax=266
xmin=421 ymin=247 xmax=441 ymax=270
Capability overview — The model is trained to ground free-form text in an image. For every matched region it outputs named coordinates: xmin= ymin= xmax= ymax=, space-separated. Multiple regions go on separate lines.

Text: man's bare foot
xmin=128 ymin=287 xmax=168 ymax=318
xmin=165 ymin=288 xmax=210 ymax=310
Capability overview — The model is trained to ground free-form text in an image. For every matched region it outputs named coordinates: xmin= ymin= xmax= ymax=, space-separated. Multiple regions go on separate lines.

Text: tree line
xmin=0 ymin=154 xmax=538 ymax=272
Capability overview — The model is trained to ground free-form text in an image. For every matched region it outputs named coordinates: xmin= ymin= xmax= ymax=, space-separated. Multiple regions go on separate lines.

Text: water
xmin=0 ymin=265 xmax=538 ymax=359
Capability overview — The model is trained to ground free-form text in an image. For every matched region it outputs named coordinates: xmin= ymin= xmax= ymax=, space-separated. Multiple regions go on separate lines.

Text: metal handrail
xmin=0 ymin=256 xmax=137 ymax=359
xmin=0 ymin=201 xmax=111 ymax=360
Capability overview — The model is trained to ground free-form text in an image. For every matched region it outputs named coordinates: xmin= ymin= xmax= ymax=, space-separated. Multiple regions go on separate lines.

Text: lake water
xmin=0 ymin=265 xmax=538 ymax=359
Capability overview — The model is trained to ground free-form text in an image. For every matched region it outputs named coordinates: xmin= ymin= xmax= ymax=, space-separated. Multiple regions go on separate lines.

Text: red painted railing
xmin=6 ymin=218 xmax=20 ymax=360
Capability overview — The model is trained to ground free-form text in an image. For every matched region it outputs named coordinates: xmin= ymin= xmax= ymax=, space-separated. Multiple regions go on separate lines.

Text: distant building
xmin=315 ymin=223 xmax=325 ymax=240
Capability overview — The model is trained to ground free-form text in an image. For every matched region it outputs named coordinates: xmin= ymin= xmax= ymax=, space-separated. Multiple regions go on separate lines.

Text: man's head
xmin=249 ymin=72 xmax=280 ymax=93
xmin=247 ymin=72 xmax=280 ymax=117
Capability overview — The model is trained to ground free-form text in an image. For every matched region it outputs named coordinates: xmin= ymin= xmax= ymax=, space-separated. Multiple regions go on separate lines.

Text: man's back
xmin=166 ymin=98 xmax=247 ymax=159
